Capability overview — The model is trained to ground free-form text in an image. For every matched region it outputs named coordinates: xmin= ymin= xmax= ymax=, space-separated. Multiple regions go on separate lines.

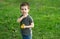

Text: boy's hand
xmin=17 ymin=16 xmax=24 ymax=23
xmin=22 ymin=14 xmax=27 ymax=18
xmin=17 ymin=14 xmax=28 ymax=23
xmin=22 ymin=13 xmax=28 ymax=18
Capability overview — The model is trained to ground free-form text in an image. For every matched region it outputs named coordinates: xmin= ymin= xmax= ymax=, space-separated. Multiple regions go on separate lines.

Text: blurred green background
xmin=0 ymin=0 xmax=60 ymax=39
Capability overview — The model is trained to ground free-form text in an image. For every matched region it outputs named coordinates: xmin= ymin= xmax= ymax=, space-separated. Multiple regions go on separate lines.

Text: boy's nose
xmin=23 ymin=10 xmax=25 ymax=11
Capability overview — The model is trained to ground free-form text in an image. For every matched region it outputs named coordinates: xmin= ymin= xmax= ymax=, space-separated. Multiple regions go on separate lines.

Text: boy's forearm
xmin=25 ymin=23 xmax=34 ymax=28
xmin=17 ymin=15 xmax=28 ymax=23
xmin=25 ymin=25 xmax=34 ymax=28
xmin=17 ymin=16 xmax=24 ymax=23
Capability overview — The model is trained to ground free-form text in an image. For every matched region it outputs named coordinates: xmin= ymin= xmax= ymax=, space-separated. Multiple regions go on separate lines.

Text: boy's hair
xmin=20 ymin=2 xmax=29 ymax=9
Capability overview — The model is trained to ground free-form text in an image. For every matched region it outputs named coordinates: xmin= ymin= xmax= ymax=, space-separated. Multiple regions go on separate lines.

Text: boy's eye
xmin=21 ymin=9 xmax=24 ymax=10
xmin=21 ymin=9 xmax=26 ymax=10
xmin=25 ymin=9 xmax=26 ymax=10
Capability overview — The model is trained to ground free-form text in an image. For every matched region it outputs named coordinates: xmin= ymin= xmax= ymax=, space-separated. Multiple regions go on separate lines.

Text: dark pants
xmin=22 ymin=34 xmax=32 ymax=39
xmin=20 ymin=30 xmax=32 ymax=39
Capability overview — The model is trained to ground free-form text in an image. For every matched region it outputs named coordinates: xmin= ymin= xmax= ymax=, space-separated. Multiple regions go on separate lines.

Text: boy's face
xmin=20 ymin=6 xmax=29 ymax=15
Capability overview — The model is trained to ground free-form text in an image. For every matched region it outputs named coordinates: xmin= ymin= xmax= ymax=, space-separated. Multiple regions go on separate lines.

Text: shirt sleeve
xmin=29 ymin=16 xmax=34 ymax=25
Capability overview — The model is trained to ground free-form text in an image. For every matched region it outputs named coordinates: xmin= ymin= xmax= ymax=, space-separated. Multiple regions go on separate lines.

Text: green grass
xmin=0 ymin=0 xmax=60 ymax=39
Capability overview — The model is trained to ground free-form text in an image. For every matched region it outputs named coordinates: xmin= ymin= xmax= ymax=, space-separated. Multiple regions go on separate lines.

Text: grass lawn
xmin=0 ymin=0 xmax=60 ymax=39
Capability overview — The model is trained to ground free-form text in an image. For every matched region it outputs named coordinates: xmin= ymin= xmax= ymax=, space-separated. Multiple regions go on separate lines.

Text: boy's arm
xmin=24 ymin=16 xmax=34 ymax=28
xmin=17 ymin=15 xmax=28 ymax=23
xmin=17 ymin=16 xmax=24 ymax=23
xmin=24 ymin=22 xmax=34 ymax=28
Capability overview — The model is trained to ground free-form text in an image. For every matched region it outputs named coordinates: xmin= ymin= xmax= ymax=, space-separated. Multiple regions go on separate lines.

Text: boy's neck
xmin=26 ymin=13 xmax=28 ymax=16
